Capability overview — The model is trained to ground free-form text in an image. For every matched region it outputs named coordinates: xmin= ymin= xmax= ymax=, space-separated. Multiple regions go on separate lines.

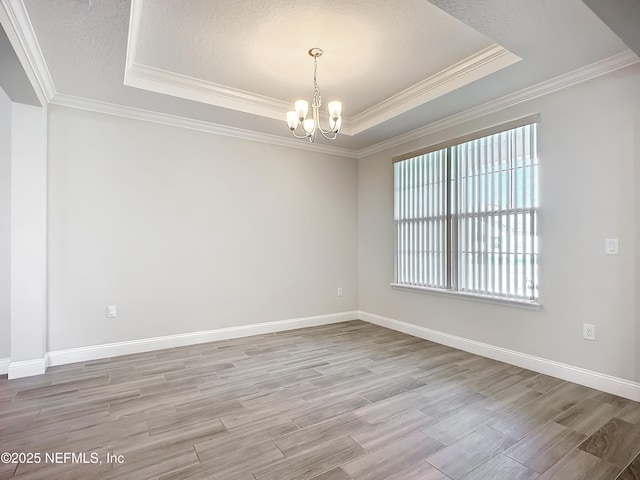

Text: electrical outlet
xmin=107 ymin=305 xmax=117 ymax=318
xmin=583 ymin=323 xmax=595 ymax=341
xmin=337 ymin=287 xmax=343 ymax=297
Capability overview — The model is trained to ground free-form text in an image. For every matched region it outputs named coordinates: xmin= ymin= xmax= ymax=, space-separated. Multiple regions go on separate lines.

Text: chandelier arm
xmin=318 ymin=129 xmax=339 ymax=140
xmin=318 ymin=124 xmax=338 ymax=135
xmin=289 ymin=127 xmax=312 ymax=139
xmin=310 ymin=105 xmax=339 ymax=135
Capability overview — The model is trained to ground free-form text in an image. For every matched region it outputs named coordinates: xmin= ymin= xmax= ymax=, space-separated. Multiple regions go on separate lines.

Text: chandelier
xmin=286 ymin=48 xmax=342 ymax=143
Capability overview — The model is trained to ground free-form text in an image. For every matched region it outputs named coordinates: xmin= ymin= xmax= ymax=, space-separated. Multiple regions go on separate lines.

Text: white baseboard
xmin=47 ymin=311 xmax=359 ymax=367
xmin=8 ymin=356 xmax=48 ymax=379
xmin=0 ymin=358 xmax=10 ymax=375
xmin=358 ymin=311 xmax=640 ymax=402
xmin=11 ymin=309 xmax=640 ymax=402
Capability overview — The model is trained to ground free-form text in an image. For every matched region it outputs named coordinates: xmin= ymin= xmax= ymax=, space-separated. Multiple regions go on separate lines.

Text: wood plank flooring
xmin=1 ymin=320 xmax=639 ymax=480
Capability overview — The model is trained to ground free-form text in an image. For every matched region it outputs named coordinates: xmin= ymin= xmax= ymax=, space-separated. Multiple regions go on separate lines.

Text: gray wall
xmin=358 ymin=64 xmax=640 ymax=382
xmin=47 ymin=105 xmax=359 ymax=351
xmin=636 ymin=86 xmax=640 ymax=385
xmin=25 ymin=63 xmax=640 ymax=386
xmin=0 ymin=86 xmax=10 ymax=359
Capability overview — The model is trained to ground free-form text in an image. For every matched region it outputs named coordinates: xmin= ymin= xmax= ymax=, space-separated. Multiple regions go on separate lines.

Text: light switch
xmin=107 ymin=305 xmax=117 ymax=318
xmin=605 ymin=238 xmax=619 ymax=255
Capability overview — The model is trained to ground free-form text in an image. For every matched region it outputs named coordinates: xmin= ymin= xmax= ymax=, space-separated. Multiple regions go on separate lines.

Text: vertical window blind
xmin=393 ymin=116 xmax=539 ymax=301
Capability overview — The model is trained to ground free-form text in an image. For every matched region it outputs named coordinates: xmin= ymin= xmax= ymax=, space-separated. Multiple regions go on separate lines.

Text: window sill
xmin=389 ymin=283 xmax=542 ymax=311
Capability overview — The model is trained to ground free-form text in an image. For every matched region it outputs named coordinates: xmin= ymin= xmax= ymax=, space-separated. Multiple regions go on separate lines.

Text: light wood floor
xmin=1 ymin=320 xmax=639 ymax=480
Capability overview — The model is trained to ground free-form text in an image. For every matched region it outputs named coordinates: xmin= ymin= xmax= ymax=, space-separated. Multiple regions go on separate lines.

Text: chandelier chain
xmin=312 ymin=56 xmax=322 ymax=108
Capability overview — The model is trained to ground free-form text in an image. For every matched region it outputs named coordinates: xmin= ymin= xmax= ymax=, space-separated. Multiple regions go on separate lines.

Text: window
xmin=393 ymin=115 xmax=539 ymax=303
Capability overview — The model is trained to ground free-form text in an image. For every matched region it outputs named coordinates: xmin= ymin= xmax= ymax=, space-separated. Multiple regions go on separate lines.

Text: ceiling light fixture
xmin=286 ymin=48 xmax=342 ymax=143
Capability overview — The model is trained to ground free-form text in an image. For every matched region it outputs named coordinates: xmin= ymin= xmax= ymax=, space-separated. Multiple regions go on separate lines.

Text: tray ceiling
xmin=124 ymin=0 xmax=519 ymax=134
xmin=9 ymin=0 xmax=635 ymax=152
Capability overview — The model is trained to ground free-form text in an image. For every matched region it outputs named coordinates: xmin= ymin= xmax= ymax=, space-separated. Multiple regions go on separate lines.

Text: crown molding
xmin=124 ymin=62 xmax=357 ymax=136
xmin=50 ymin=93 xmax=358 ymax=159
xmin=49 ymin=49 xmax=639 ymax=162
xmin=123 ymin=45 xmax=514 ymax=137
xmin=0 ymin=0 xmax=56 ymax=104
xmin=124 ymin=0 xmax=143 ymax=73
xmin=350 ymin=44 xmax=521 ymax=135
xmin=124 ymin=62 xmax=296 ymax=124
xmin=357 ymin=49 xmax=640 ymax=158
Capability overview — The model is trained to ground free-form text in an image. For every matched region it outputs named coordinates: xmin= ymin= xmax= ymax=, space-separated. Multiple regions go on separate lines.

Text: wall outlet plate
xmin=583 ymin=323 xmax=595 ymax=341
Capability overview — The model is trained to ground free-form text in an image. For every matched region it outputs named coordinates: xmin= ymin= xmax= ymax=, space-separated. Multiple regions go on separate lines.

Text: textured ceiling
xmin=123 ymin=0 xmax=521 ymax=135
xmin=17 ymin=0 xmax=635 ymax=150
xmin=133 ymin=0 xmax=494 ymax=115
xmin=583 ymin=0 xmax=640 ymax=57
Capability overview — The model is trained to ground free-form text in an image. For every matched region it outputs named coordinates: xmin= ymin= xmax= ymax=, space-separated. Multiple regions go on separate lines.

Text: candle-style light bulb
xmin=327 ymin=100 xmax=342 ymax=120
xmin=330 ymin=115 xmax=342 ymax=133
xmin=303 ymin=118 xmax=315 ymax=134
xmin=295 ymin=100 xmax=309 ymax=121
xmin=286 ymin=111 xmax=299 ymax=130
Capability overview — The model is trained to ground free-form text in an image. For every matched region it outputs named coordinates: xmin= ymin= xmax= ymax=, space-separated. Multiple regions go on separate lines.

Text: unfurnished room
xmin=0 ymin=0 xmax=640 ymax=479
